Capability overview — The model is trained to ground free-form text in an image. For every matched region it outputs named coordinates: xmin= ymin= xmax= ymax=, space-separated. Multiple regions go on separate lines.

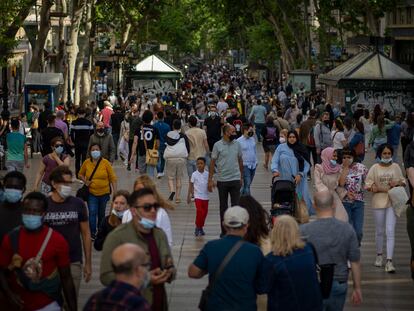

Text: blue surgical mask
xmin=330 ymin=160 xmax=337 ymax=166
xmin=22 ymin=214 xmax=43 ymax=230
xmin=54 ymin=146 xmax=64 ymax=155
xmin=139 ymin=217 xmax=155 ymax=229
xmin=112 ymin=209 xmax=125 ymax=219
xmin=380 ymin=158 xmax=392 ymax=164
xmin=4 ymin=188 xmax=23 ymax=203
xmin=91 ymin=150 xmax=101 ymax=159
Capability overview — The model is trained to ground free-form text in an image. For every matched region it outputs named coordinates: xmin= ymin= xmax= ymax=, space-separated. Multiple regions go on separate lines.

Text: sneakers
xmin=385 ymin=260 xmax=396 ymax=273
xmin=195 ymin=228 xmax=205 ymax=237
xmin=168 ymin=192 xmax=175 ymax=201
xmin=374 ymin=255 xmax=383 ymax=267
xmin=157 ymin=172 xmax=165 ymax=179
xmin=127 ymin=164 xmax=131 ymax=171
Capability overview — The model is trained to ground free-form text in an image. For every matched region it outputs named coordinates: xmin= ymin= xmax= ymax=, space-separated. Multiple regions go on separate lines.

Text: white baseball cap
xmin=224 ymin=206 xmax=249 ymax=228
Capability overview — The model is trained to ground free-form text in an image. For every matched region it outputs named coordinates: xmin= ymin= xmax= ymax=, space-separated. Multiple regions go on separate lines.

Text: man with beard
xmin=87 ymin=121 xmax=116 ymax=163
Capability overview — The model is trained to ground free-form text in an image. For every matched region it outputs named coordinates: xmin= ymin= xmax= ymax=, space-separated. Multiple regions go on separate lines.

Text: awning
xmin=25 ymin=72 xmax=64 ymax=86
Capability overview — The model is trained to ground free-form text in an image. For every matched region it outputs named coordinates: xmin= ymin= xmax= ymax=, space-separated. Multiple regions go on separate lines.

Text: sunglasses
xmin=134 ymin=203 xmax=160 ymax=212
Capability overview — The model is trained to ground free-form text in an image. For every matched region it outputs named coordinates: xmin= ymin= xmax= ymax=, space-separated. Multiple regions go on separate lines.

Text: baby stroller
xmin=270 ymin=177 xmax=297 ymax=225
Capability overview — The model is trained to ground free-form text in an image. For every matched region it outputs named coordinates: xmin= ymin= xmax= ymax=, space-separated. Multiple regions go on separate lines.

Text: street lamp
xmin=109 ymin=43 xmax=128 ymax=96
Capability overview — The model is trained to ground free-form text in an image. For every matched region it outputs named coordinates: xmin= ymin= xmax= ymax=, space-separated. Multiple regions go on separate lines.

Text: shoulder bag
xmin=76 ymin=158 xmax=102 ymax=201
xmin=309 ymin=242 xmax=335 ymax=299
xmin=198 ymin=240 xmax=244 ymax=311
xmin=143 ymin=127 xmax=159 ymax=166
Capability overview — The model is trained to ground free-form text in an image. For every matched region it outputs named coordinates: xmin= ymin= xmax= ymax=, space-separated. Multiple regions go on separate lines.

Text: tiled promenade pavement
xmin=21 ymin=146 xmax=414 ymax=310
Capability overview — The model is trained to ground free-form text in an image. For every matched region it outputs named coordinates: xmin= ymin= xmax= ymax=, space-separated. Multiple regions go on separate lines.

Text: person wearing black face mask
xmin=237 ymin=124 xmax=258 ymax=196
xmin=87 ymin=121 xmax=116 ymax=163
xmin=208 ymin=125 xmax=244 ymax=236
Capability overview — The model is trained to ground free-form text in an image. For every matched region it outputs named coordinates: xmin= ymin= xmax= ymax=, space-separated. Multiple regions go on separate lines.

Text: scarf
xmin=321 ymin=147 xmax=340 ymax=174
xmin=287 ymin=141 xmax=310 ymax=172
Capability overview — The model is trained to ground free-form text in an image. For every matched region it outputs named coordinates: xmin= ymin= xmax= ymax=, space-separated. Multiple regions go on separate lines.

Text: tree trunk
xmin=312 ymin=0 xmax=330 ymax=67
xmin=366 ymin=10 xmax=379 ymax=36
xmin=267 ymin=14 xmax=295 ymax=72
xmin=276 ymin=0 xmax=308 ymax=67
xmin=56 ymin=0 xmax=67 ymax=74
xmin=29 ymin=0 xmax=53 ymax=72
xmin=66 ymin=0 xmax=87 ymax=102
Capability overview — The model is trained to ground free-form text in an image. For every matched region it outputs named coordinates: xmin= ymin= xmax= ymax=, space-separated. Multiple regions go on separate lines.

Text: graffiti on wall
xmin=132 ymin=80 xmax=175 ymax=96
xmin=347 ymin=90 xmax=413 ymax=114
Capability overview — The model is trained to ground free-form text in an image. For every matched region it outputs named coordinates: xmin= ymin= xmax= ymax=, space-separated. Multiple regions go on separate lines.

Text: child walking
xmin=187 ymin=157 xmax=209 ymax=236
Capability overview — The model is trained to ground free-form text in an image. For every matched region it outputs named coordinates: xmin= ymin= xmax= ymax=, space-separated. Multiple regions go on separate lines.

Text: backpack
xmin=307 ymin=125 xmax=316 ymax=146
xmin=265 ymin=126 xmax=277 ymax=142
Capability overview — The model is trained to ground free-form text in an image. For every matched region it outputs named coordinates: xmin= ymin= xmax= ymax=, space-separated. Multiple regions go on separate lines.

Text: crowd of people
xmin=0 ymin=65 xmax=413 ymax=311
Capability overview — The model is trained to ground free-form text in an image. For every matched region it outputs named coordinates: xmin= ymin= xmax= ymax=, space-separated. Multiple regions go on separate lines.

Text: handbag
xmin=309 ymin=242 xmax=335 ymax=299
xmin=388 ymin=186 xmax=409 ymax=217
xmin=143 ymin=127 xmax=159 ymax=166
xmin=199 ymin=240 xmax=244 ymax=311
xmin=76 ymin=158 xmax=102 ymax=201
xmin=295 ymin=195 xmax=309 ymax=224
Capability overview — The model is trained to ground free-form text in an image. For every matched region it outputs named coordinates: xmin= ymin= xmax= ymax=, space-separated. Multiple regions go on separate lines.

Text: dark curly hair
xmin=239 ymin=195 xmax=269 ymax=246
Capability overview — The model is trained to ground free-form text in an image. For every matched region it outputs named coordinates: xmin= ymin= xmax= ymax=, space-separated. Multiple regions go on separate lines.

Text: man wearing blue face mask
xmin=0 ymin=171 xmax=26 ymax=243
xmin=100 ymin=188 xmax=175 ymax=310
xmin=0 ymin=192 xmax=77 ymax=311
xmin=44 ymin=165 xmax=92 ymax=299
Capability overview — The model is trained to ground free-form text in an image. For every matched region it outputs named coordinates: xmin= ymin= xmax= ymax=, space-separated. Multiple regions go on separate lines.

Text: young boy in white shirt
xmin=187 ymin=157 xmax=209 ymax=236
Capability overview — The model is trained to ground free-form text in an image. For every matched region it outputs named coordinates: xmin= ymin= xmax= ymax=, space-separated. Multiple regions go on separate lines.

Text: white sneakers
xmin=374 ymin=255 xmax=396 ymax=273
xmin=157 ymin=172 xmax=165 ymax=179
xmin=374 ymin=255 xmax=383 ymax=267
xmin=385 ymin=261 xmax=396 ymax=273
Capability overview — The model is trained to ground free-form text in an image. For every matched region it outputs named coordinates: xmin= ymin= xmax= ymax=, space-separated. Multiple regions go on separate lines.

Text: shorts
xmin=166 ymin=158 xmax=186 ymax=179
xmin=263 ymin=144 xmax=276 ymax=153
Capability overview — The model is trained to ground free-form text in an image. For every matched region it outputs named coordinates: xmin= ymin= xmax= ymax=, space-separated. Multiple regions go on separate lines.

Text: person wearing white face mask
xmin=94 ymin=190 xmax=130 ymax=251
xmin=44 ymin=165 xmax=92 ymax=298
xmin=34 ymin=137 xmax=70 ymax=194
xmin=79 ymin=143 xmax=117 ymax=239
xmin=366 ymin=144 xmax=406 ymax=273
xmin=100 ymin=188 xmax=175 ymax=310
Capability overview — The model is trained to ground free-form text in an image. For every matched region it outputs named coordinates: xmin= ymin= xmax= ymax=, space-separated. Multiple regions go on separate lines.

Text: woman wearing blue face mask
xmin=314 ymin=147 xmax=349 ymax=222
xmin=366 ymin=144 xmax=406 ymax=273
xmin=94 ymin=190 xmax=129 ymax=251
xmin=79 ymin=143 xmax=117 ymax=239
xmin=33 ymin=137 xmax=70 ymax=194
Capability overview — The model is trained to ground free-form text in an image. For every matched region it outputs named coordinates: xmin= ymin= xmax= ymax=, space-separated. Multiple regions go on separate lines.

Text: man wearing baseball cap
xmin=188 ymin=206 xmax=265 ymax=311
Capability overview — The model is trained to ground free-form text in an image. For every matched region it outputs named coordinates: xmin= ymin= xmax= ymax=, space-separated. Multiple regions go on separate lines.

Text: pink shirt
xmin=101 ymin=107 xmax=114 ymax=127
xmin=55 ymin=119 xmax=68 ymax=136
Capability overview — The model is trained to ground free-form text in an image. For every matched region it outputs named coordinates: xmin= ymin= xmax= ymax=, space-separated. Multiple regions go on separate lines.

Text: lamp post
xmin=109 ymin=43 xmax=128 ymax=96
xmin=2 ymin=66 xmax=8 ymax=111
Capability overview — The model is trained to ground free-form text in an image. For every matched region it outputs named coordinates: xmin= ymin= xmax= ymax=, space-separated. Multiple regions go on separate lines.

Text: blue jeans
xmin=323 ymin=280 xmax=348 ymax=311
xmin=254 ymin=123 xmax=265 ymax=141
xmin=88 ymin=194 xmax=110 ymax=236
xmin=343 ymin=200 xmax=364 ymax=245
xmin=241 ymin=166 xmax=256 ymax=196
xmin=392 ymin=144 xmax=399 ymax=162
xmin=157 ymin=147 xmax=166 ymax=174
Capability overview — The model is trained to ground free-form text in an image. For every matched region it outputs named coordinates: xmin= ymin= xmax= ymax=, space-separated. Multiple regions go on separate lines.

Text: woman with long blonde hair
xmin=263 ymin=215 xmax=322 ymax=310
xmin=122 ymin=175 xmax=174 ymax=247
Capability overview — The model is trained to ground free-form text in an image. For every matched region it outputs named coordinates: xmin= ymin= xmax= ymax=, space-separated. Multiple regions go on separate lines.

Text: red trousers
xmin=195 ymin=199 xmax=209 ymax=228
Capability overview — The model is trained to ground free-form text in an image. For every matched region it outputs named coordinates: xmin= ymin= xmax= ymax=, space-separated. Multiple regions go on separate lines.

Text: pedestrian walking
xmin=314 ymin=112 xmax=333 ymax=163
xmin=186 ymin=115 xmax=209 ymax=181
xmin=187 ymin=157 xmax=209 ymax=236
xmin=208 ymin=125 xmax=243 ymax=236
xmin=40 ymin=114 xmax=64 ymax=156
xmin=6 ymin=118 xmax=29 ymax=172
xmin=365 ymin=144 xmax=406 ymax=273
xmin=164 ymin=119 xmax=190 ymax=203
xmin=70 ymin=108 xmax=94 ymax=177
xmin=237 ymin=123 xmax=258 ymax=195
xmin=87 ymin=121 xmax=116 ymax=163
xmin=249 ymin=99 xmax=267 ymax=142
xmin=261 ymin=116 xmax=278 ymax=170
xmin=153 ymin=111 xmax=171 ymax=178
xmin=78 ymin=143 xmax=118 ymax=238
xmin=34 ymin=137 xmax=70 ymax=194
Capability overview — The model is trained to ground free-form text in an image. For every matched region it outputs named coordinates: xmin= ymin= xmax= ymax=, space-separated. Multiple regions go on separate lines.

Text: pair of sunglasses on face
xmin=134 ymin=203 xmax=160 ymax=212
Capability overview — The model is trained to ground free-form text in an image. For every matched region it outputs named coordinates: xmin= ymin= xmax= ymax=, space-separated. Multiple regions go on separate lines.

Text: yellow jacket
xmin=79 ymin=158 xmax=117 ymax=196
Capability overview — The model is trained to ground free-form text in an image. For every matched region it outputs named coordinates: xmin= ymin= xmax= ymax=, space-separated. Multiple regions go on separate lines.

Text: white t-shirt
xmin=332 ymin=131 xmax=346 ymax=149
xmin=217 ymin=101 xmax=228 ymax=114
xmin=191 ymin=170 xmax=209 ymax=200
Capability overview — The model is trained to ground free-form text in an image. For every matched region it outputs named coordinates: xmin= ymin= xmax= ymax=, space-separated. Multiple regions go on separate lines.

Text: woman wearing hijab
xmin=271 ymin=130 xmax=313 ymax=214
xmin=314 ymin=147 xmax=349 ymax=222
